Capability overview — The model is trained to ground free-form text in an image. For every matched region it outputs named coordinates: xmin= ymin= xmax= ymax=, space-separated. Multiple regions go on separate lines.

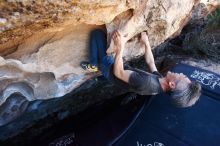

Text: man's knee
xmin=91 ymin=29 xmax=106 ymax=38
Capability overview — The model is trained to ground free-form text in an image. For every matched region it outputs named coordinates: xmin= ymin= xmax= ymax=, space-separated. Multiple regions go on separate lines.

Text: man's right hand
xmin=106 ymin=30 xmax=127 ymax=55
xmin=112 ymin=30 xmax=126 ymax=53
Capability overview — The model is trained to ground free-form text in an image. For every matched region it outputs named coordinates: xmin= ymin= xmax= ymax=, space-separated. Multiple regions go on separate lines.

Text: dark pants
xmin=89 ymin=29 xmax=114 ymax=79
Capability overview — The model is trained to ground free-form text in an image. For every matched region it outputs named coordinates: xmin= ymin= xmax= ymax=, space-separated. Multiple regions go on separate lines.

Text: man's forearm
xmin=144 ymin=41 xmax=157 ymax=72
xmin=144 ymin=42 xmax=154 ymax=63
xmin=112 ymin=30 xmax=133 ymax=83
xmin=113 ymin=47 xmax=124 ymax=78
xmin=113 ymin=46 xmax=133 ymax=83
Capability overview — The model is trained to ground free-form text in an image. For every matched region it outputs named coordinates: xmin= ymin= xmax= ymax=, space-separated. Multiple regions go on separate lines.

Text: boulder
xmin=0 ymin=0 xmax=219 ymax=127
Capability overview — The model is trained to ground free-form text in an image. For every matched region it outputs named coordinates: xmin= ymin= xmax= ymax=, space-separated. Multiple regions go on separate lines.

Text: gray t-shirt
xmin=110 ymin=65 xmax=163 ymax=95
xmin=128 ymin=68 xmax=162 ymax=95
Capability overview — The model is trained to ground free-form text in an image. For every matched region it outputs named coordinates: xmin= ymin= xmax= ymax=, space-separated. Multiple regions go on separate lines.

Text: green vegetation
xmin=207 ymin=8 xmax=220 ymax=22
xmin=183 ymin=8 xmax=220 ymax=63
xmin=206 ymin=8 xmax=220 ymax=32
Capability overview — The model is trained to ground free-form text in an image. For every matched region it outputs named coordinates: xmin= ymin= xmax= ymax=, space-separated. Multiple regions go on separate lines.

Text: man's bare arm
xmin=112 ymin=31 xmax=133 ymax=83
xmin=141 ymin=32 xmax=158 ymax=73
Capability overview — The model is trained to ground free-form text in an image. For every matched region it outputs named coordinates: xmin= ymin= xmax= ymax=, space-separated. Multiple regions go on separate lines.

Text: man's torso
xmin=110 ymin=65 xmax=162 ymax=95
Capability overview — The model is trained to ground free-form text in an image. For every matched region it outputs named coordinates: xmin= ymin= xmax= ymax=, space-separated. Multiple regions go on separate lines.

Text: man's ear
xmin=169 ymin=81 xmax=176 ymax=90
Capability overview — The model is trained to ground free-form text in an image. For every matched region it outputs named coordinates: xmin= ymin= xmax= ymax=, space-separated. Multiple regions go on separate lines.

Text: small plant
xmin=207 ymin=8 xmax=220 ymax=22
xmin=204 ymin=8 xmax=220 ymax=33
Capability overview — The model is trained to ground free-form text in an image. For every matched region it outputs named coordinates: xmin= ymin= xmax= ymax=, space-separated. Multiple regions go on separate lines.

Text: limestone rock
xmin=106 ymin=0 xmax=220 ymax=59
xmin=0 ymin=0 xmax=136 ymax=42
xmin=106 ymin=0 xmax=197 ymax=59
xmin=0 ymin=24 xmax=104 ymax=126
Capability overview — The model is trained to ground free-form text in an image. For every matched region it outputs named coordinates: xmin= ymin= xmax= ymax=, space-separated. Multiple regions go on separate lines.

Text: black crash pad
xmin=115 ymin=63 xmax=220 ymax=146
xmin=41 ymin=95 xmax=148 ymax=146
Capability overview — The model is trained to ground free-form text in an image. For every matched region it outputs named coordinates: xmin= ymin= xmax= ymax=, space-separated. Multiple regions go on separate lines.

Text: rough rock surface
xmin=183 ymin=9 xmax=220 ymax=63
xmin=0 ymin=0 xmax=219 ymax=126
xmin=0 ymin=24 xmax=104 ymax=126
xmin=0 ymin=77 xmax=128 ymax=145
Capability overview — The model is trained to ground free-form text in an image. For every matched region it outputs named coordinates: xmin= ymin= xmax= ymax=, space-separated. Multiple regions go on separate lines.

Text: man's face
xmin=166 ymin=71 xmax=191 ymax=90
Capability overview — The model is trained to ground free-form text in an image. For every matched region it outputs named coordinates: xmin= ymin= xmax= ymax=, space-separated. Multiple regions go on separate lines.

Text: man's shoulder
xmin=128 ymin=69 xmax=162 ymax=95
xmin=152 ymin=71 xmax=163 ymax=77
xmin=129 ymin=68 xmax=162 ymax=78
xmin=128 ymin=70 xmax=151 ymax=89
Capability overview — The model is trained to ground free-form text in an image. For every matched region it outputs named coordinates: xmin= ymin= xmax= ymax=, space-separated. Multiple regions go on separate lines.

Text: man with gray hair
xmin=81 ymin=29 xmax=201 ymax=108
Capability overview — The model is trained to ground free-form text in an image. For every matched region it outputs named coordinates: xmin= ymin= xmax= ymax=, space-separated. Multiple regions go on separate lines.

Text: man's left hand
xmin=140 ymin=32 xmax=150 ymax=45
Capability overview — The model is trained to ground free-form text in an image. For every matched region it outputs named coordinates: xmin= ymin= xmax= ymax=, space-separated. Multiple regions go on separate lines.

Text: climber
xmin=81 ymin=29 xmax=201 ymax=107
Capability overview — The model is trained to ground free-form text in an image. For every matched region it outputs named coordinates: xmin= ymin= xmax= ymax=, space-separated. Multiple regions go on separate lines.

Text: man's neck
xmin=159 ymin=77 xmax=169 ymax=92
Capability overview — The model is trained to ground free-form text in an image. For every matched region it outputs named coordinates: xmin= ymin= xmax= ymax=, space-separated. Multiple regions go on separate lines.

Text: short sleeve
xmin=152 ymin=71 xmax=163 ymax=77
xmin=128 ymin=71 xmax=147 ymax=90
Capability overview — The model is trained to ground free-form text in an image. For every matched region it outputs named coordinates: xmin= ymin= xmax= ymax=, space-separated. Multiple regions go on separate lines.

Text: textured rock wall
xmin=107 ymin=0 xmax=197 ymax=57
xmin=183 ymin=8 xmax=220 ymax=63
xmin=0 ymin=0 xmax=219 ymax=126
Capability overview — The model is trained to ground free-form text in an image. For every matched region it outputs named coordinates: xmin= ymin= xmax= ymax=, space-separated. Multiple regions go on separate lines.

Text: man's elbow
xmin=145 ymin=59 xmax=155 ymax=65
xmin=113 ymin=69 xmax=124 ymax=79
